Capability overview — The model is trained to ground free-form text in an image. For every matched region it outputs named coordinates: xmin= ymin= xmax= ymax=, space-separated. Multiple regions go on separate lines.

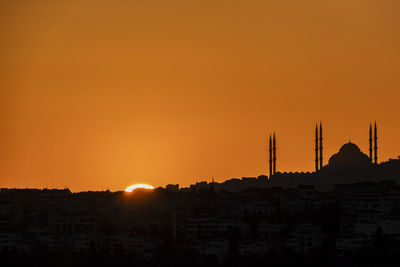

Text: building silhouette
xmin=1 ymin=121 xmax=400 ymax=267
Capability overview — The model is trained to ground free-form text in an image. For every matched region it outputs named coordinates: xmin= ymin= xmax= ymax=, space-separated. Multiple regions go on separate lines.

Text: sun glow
xmin=125 ymin=184 xmax=154 ymax=192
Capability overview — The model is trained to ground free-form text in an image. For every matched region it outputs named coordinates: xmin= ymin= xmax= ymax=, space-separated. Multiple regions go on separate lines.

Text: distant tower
xmin=273 ymin=133 xmax=276 ymax=175
xmin=319 ymin=122 xmax=323 ymax=170
xmin=374 ymin=122 xmax=378 ymax=164
xmin=269 ymin=134 xmax=273 ymax=177
xmin=315 ymin=124 xmax=319 ymax=172
xmin=369 ymin=123 xmax=373 ymax=162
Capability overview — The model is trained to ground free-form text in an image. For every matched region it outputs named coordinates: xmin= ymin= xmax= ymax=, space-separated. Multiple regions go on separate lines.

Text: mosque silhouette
xmin=267 ymin=122 xmax=400 ymax=190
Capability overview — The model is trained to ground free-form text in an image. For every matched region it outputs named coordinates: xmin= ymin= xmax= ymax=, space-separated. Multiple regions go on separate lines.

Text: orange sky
xmin=0 ymin=0 xmax=399 ymax=191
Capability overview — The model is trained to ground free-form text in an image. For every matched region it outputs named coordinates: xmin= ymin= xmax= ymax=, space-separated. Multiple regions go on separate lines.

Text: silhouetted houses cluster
xmin=2 ymin=171 xmax=400 ymax=266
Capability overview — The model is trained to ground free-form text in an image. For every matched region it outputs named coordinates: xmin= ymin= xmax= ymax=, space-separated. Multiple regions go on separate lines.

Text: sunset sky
xmin=0 ymin=0 xmax=399 ymax=191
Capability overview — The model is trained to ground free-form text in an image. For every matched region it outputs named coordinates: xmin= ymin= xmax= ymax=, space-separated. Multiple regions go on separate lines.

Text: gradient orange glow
xmin=0 ymin=0 xmax=399 ymax=191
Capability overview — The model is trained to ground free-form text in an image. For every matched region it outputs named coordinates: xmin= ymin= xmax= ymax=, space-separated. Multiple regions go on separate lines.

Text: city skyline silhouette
xmin=0 ymin=1 xmax=400 ymax=265
xmin=1 ymin=117 xmax=399 ymax=192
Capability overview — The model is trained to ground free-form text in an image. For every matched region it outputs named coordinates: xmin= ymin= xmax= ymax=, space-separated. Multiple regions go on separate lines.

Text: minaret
xmin=269 ymin=134 xmax=273 ymax=177
xmin=315 ymin=124 xmax=319 ymax=172
xmin=319 ymin=122 xmax=323 ymax=170
xmin=374 ymin=122 xmax=378 ymax=164
xmin=369 ymin=123 xmax=373 ymax=162
xmin=273 ymin=133 xmax=276 ymax=175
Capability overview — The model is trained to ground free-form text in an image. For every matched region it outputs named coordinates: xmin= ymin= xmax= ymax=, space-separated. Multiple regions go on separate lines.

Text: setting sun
xmin=125 ymin=184 xmax=154 ymax=192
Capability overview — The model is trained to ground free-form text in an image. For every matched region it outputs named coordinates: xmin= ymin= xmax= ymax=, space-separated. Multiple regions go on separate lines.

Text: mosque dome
xmin=328 ymin=142 xmax=371 ymax=171
xmin=338 ymin=142 xmax=362 ymax=154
